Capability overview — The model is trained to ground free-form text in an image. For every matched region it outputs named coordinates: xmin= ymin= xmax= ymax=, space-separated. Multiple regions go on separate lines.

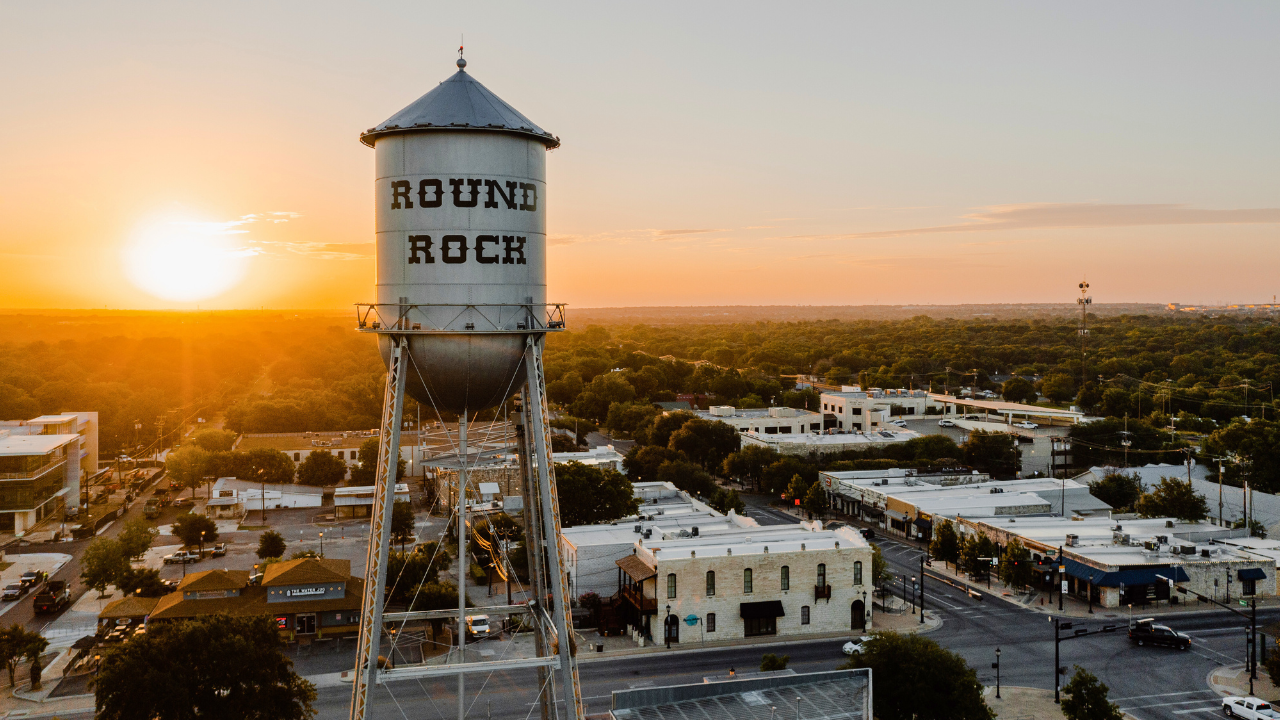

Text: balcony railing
xmin=815 ymin=584 xmax=832 ymax=601
xmin=0 ymin=458 xmax=65 ymax=481
xmin=620 ymin=585 xmax=658 ymax=613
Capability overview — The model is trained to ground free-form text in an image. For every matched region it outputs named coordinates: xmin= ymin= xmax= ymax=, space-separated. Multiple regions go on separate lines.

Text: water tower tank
xmin=360 ymin=58 xmax=560 ymax=414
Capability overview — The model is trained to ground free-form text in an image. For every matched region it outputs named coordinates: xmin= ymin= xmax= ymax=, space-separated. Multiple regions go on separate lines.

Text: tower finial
xmin=457 ymin=36 xmax=466 ymax=70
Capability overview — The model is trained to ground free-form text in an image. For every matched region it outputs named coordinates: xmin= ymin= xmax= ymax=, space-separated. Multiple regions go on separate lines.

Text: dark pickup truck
xmin=33 ymin=580 xmax=71 ymax=614
xmin=1129 ymin=619 xmax=1191 ymax=649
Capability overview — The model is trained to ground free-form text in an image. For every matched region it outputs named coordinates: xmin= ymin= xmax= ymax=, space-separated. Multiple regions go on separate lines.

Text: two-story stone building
xmin=614 ymin=524 xmax=873 ymax=644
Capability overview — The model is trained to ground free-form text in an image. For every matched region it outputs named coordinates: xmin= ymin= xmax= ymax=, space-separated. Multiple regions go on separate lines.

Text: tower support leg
xmin=524 ymin=337 xmax=584 ymax=720
xmin=349 ymin=336 xmax=409 ymax=720
xmin=457 ymin=412 xmax=468 ymax=720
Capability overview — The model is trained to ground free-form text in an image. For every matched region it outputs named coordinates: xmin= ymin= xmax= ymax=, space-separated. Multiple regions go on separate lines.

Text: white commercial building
xmin=820 ymin=387 xmax=930 ymax=432
xmin=552 ymin=445 xmax=626 ymax=473
xmin=955 ymin=515 xmax=1271 ymax=609
xmin=696 ymin=406 xmax=823 ymax=435
xmin=741 ymin=427 xmax=922 ymax=456
xmin=0 ymin=412 xmax=98 ymax=534
xmin=209 ymin=477 xmax=324 ymax=512
xmin=333 ymin=484 xmax=412 ymax=517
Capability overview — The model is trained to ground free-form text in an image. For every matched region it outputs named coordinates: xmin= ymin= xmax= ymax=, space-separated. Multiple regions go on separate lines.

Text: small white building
xmin=741 ymin=427 xmax=921 ymax=456
xmin=209 ymin=477 xmax=324 ymax=512
xmin=820 ymin=387 xmax=929 ymax=432
xmin=333 ymin=484 xmax=411 ymax=518
xmin=552 ymin=445 xmax=626 ymax=473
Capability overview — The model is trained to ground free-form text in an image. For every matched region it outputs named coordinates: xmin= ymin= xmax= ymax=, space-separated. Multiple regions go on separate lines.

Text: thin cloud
xmin=656 ymin=228 xmax=726 ymax=237
xmin=251 ymin=241 xmax=370 ymax=260
xmin=834 ymin=203 xmax=1280 ymax=240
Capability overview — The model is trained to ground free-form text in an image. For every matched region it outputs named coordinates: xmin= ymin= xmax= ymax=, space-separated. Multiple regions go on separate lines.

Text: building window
xmin=744 ymin=616 xmax=776 ymax=637
xmin=854 ymin=561 xmax=863 ymax=586
xmin=706 ymin=612 xmax=716 ymax=632
xmin=780 ymin=566 xmax=789 ymax=591
xmin=801 ymin=606 xmax=810 ymax=625
xmin=817 ymin=563 xmax=827 ymax=588
xmin=1244 ymin=578 xmax=1258 ymax=596
xmin=337 ymin=451 xmax=344 ymax=460
xmin=744 ymin=568 xmax=753 ymax=594
xmin=293 ymin=453 xmax=300 ymax=461
xmin=667 ymin=573 xmax=677 ymax=599
xmin=706 ymin=571 xmax=715 ymax=597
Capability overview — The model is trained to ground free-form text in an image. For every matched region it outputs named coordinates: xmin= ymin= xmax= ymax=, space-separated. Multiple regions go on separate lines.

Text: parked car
xmin=1128 ymin=619 xmax=1190 ymax=649
xmin=860 ymin=528 xmax=875 ymax=540
xmin=889 ymin=418 xmax=908 ymax=428
xmin=143 ymin=500 xmax=160 ymax=519
xmin=19 ymin=571 xmax=43 ymax=589
xmin=163 ymin=551 xmax=201 ymax=565
xmin=33 ymin=581 xmax=70 ymax=614
xmin=172 ymin=497 xmax=194 ymax=509
xmin=1013 ymin=421 xmax=1039 ymax=429
xmin=938 ymin=419 xmax=957 ymax=427
xmin=209 ymin=543 xmax=227 ymax=558
xmin=466 ymin=615 xmax=491 ymax=638
xmin=962 ymin=414 xmax=982 ymax=420
xmin=1222 ymin=696 xmax=1279 ymax=718
xmin=842 ymin=636 xmax=872 ymax=655
xmin=2 ymin=584 xmax=26 ymax=601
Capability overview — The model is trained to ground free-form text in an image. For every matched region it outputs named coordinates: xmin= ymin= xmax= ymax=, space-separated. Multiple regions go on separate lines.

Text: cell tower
xmin=348 ymin=55 xmax=581 ymax=720
xmin=1077 ymin=280 xmax=1091 ymax=391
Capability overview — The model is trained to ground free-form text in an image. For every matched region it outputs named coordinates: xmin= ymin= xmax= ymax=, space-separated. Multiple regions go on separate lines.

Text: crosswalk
xmin=1111 ymin=690 xmax=1222 ymax=719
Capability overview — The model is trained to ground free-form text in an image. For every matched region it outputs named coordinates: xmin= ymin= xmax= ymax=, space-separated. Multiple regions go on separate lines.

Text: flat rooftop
xmin=637 ymin=524 xmax=867 ymax=562
xmin=745 ymin=429 xmax=921 ymax=445
xmin=0 ymin=433 xmax=79 ymax=456
xmin=928 ymin=393 xmax=1084 ymax=419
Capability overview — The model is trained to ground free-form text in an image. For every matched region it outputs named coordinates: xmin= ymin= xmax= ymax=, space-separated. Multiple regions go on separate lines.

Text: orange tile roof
xmin=262 ymin=558 xmax=350 ymax=587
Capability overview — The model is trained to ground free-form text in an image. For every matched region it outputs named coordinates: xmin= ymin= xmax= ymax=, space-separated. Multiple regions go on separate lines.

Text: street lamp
xmin=319 ymin=531 xmax=324 ymax=558
xmin=665 ymin=604 xmax=672 ymax=649
xmin=993 ymin=647 xmax=1001 ymax=698
xmin=199 ymin=530 xmax=205 ymax=560
xmin=794 ymin=696 xmax=801 ymax=720
xmin=911 ymin=577 xmax=918 ymax=615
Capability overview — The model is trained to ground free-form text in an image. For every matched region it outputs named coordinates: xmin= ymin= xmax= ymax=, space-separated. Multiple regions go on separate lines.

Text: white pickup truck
xmin=1223 ymin=696 xmax=1280 ymax=718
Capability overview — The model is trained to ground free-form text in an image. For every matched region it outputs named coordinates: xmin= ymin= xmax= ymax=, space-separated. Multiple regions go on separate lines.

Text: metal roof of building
xmin=609 ymin=669 xmax=871 ymax=720
xmin=360 ymin=60 xmax=558 ymax=148
xmin=0 ymin=433 xmax=78 ymax=456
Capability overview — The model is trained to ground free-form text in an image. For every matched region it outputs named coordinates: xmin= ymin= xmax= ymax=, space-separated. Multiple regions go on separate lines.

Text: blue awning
xmin=1062 ymin=558 xmax=1190 ymax=587
xmin=1239 ymin=568 xmax=1268 ymax=581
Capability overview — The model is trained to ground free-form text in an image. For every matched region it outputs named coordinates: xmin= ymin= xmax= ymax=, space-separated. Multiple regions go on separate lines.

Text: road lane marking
xmin=1171 ymin=709 xmax=1220 ymax=715
xmin=1112 ymin=691 xmax=1216 ymax=701
xmin=1122 ymin=699 xmax=1223 ymax=710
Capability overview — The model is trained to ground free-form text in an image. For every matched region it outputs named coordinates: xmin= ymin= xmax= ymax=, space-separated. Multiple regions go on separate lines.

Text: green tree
xmin=547 ymin=371 xmax=584 ymax=406
xmin=81 ymin=537 xmax=130 ymax=597
xmin=960 ymin=430 xmax=1021 ymax=477
xmin=554 ymin=462 xmax=640 ymax=527
xmin=116 ymin=519 xmax=158 ymax=560
xmin=655 ymin=459 xmax=717 ymax=497
xmin=0 ymin=625 xmax=48 ymax=689
xmin=550 ymin=434 xmax=581 ymax=453
xmin=549 ymin=416 xmax=597 ymax=446
xmin=802 ymin=480 xmax=828 ymax=517
xmin=871 ymin=545 xmax=894 ymax=587
xmin=721 ymin=445 xmax=779 ymax=491
xmin=785 ymin=474 xmax=810 ymax=506
xmin=191 ymin=429 xmax=237 ymax=453
xmin=391 ymin=500 xmax=416 ymax=552
xmin=1135 ymin=477 xmax=1209 ymax=521
xmin=1040 ymin=374 xmax=1077 ymax=404
xmin=1001 ymin=377 xmax=1037 ymax=404
xmin=1076 ymin=381 xmax=1102 ymax=412
xmin=570 ymin=373 xmax=637 ymax=422
xmin=762 ymin=456 xmax=816 ymax=495
xmin=998 ymin=537 xmax=1035 ymax=590
xmin=1088 ymin=471 xmax=1143 ymax=511
xmin=708 ymin=487 xmax=745 ymax=515
xmin=641 ymin=411 xmax=698 ymax=448
xmin=95 ymin=615 xmax=316 ymax=720
xmin=1060 ymin=666 xmax=1124 ymax=720
xmin=929 ymin=519 xmax=961 ymax=567
xmin=257 ymin=530 xmax=286 ymax=560
xmin=604 ymin=401 xmax=661 ymax=438
xmin=295 ymin=450 xmax=347 ymax=486
xmin=116 ymin=567 xmax=168 ymax=597
xmin=759 ymin=653 xmax=790 ymax=671
xmin=171 ymin=513 xmax=219 ymax=548
xmin=1204 ymin=419 xmax=1280 ymax=494
xmin=349 ymin=438 xmax=406 ymax=486
xmin=165 ymin=445 xmax=210 ymax=498
xmin=385 ymin=550 xmax=449 ymax=605
xmin=622 ymin=445 xmax=678 ymax=483
xmin=841 ymin=632 xmax=993 ymax=720
xmin=667 ymin=418 xmax=741 ymax=472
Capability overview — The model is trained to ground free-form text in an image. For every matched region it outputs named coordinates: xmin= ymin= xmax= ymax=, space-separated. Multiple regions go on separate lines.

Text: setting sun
xmin=121 ymin=218 xmax=255 ymax=303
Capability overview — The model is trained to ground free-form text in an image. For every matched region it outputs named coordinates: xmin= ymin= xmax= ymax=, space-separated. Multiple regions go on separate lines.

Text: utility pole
xmin=919 ymin=554 xmax=925 ymax=625
xmin=1077 ymin=281 xmax=1091 ymax=393
xmin=1053 ymin=617 xmax=1120 ymax=703
xmin=1058 ymin=546 xmax=1065 ymax=612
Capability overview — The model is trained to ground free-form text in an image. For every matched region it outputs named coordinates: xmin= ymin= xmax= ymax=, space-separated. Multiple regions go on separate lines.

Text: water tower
xmin=349 ymin=55 xmax=582 ymax=720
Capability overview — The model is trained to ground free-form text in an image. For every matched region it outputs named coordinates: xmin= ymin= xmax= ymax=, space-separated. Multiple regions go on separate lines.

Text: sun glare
xmin=123 ymin=218 xmax=254 ymax=302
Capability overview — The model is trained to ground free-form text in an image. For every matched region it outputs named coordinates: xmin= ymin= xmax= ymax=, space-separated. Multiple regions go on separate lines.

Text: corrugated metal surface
xmin=361 ymin=62 xmax=557 ymax=148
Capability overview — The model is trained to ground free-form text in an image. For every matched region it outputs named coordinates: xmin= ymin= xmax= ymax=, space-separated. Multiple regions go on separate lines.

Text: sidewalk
xmin=1210 ymin=663 xmax=1278 ymax=702
xmin=983 ymin=685 xmax=1141 ymax=720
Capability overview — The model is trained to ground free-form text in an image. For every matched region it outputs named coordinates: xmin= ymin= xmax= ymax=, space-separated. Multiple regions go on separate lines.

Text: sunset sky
xmin=2 ymin=2 xmax=1278 ymax=310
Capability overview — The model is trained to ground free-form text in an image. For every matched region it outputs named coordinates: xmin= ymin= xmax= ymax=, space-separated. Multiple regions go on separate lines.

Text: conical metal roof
xmin=360 ymin=60 xmax=558 ymax=148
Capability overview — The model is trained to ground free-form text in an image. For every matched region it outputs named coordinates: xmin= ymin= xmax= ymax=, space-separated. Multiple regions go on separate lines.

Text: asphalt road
xmin=316 ymin=529 xmax=1277 ymax=720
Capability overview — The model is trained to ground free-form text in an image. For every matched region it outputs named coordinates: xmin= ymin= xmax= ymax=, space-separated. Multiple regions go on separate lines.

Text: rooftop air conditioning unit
xmin=1066 ymin=534 xmax=1079 ymax=547
xmin=1201 ymin=549 xmax=1211 ymax=558
xmin=691 ymin=526 xmax=699 ymax=537
xmin=642 ymin=529 xmax=652 ymax=539
xmin=1112 ymin=532 xmax=1131 ymax=545
xmin=633 ymin=524 xmax=642 ymax=534
xmin=1165 ymin=520 xmax=1175 ymax=529
xmin=1180 ymin=545 xmax=1196 ymax=555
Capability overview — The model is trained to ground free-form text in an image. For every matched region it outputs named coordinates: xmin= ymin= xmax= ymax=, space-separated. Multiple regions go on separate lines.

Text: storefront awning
xmin=616 ymin=555 xmax=656 ymax=582
xmin=739 ymin=601 xmax=785 ymax=620
xmin=861 ymin=507 xmax=884 ymax=518
xmin=1239 ymin=568 xmax=1268 ymax=581
xmin=913 ymin=518 xmax=932 ymax=530
xmin=1062 ymin=558 xmax=1189 ymax=587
